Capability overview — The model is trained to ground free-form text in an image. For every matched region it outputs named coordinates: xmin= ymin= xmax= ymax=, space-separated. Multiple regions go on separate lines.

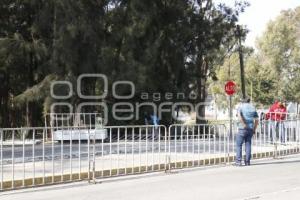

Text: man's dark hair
xmin=240 ymin=96 xmax=250 ymax=103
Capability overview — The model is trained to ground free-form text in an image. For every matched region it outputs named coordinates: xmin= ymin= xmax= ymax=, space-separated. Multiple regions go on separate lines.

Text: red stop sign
xmin=225 ymin=81 xmax=236 ymax=96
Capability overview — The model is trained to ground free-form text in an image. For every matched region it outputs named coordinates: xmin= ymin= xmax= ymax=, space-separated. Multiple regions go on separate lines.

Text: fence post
xmin=165 ymin=125 xmax=171 ymax=173
xmin=273 ymin=143 xmax=278 ymax=159
xmin=0 ymin=128 xmax=3 ymax=191
xmin=93 ymin=128 xmax=96 ymax=184
xmin=88 ymin=128 xmax=90 ymax=183
xmin=296 ymin=119 xmax=300 ymax=153
xmin=227 ymin=125 xmax=230 ymax=165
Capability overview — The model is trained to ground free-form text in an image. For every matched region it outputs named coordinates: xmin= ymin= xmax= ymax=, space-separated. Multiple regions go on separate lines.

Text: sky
xmin=215 ymin=0 xmax=300 ymax=47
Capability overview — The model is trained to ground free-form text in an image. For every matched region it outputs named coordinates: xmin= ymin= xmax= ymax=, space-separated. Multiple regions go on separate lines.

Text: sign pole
xmin=229 ymin=96 xmax=232 ymax=137
xmin=237 ymin=25 xmax=246 ymax=99
xmin=225 ymin=81 xmax=236 ymax=138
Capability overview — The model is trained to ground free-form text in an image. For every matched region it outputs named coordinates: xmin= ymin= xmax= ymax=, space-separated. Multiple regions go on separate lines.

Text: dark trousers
xmin=236 ymin=128 xmax=253 ymax=164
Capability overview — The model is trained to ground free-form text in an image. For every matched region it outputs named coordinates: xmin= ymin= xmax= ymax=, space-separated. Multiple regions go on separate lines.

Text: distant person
xmin=265 ymin=100 xmax=279 ymax=121
xmin=265 ymin=100 xmax=287 ymax=144
xmin=143 ymin=112 xmax=151 ymax=125
xmin=259 ymin=110 xmax=266 ymax=137
xmin=150 ymin=113 xmax=160 ymax=139
xmin=150 ymin=114 xmax=159 ymax=126
xmin=259 ymin=109 xmax=265 ymax=121
xmin=235 ymin=97 xmax=259 ymax=166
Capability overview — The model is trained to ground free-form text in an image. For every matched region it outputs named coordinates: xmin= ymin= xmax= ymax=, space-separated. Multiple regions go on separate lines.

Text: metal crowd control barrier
xmin=167 ymin=124 xmax=231 ymax=169
xmin=0 ymin=126 xmax=94 ymax=190
xmin=89 ymin=125 xmax=168 ymax=180
xmin=45 ymin=113 xmax=103 ymax=130
xmin=1 ymin=120 xmax=300 ymax=191
xmin=0 ymin=125 xmax=167 ymax=191
xmin=230 ymin=118 xmax=300 ymax=160
xmin=258 ymin=119 xmax=300 ymax=158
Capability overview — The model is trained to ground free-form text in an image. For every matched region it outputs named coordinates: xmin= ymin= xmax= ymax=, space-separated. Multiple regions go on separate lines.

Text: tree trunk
xmin=195 ymin=56 xmax=208 ymax=124
xmin=0 ymin=71 xmax=9 ymax=139
xmin=26 ymin=51 xmax=35 ymax=127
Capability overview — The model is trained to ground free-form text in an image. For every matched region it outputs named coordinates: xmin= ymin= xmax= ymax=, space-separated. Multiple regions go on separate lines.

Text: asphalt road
xmin=1 ymin=154 xmax=300 ymax=200
xmin=1 ymin=139 xmax=240 ymax=164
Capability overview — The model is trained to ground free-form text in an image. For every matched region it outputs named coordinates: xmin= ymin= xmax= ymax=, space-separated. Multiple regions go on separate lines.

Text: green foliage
xmin=255 ymin=6 xmax=300 ymax=103
xmin=213 ymin=6 xmax=300 ymax=109
xmin=0 ymin=0 xmax=246 ymax=127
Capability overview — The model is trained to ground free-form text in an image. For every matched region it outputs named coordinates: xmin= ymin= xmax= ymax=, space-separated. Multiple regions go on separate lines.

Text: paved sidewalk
xmin=2 ymin=155 xmax=300 ymax=200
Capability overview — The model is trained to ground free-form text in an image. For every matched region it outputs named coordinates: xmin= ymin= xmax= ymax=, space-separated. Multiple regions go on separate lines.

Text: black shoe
xmin=245 ymin=162 xmax=250 ymax=166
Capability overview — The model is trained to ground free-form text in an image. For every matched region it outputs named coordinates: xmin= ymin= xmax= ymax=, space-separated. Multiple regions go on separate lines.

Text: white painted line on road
xmin=240 ymin=186 xmax=300 ymax=200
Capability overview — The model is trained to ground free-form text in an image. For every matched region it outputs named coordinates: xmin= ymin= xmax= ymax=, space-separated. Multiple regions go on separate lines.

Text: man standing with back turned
xmin=235 ymin=97 xmax=259 ymax=166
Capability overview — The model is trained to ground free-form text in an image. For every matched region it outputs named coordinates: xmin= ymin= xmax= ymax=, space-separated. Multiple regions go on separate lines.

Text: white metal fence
xmin=167 ymin=124 xmax=230 ymax=169
xmin=1 ymin=118 xmax=300 ymax=191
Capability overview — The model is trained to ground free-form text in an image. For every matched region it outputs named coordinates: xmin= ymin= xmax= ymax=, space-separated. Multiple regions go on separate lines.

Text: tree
xmin=0 ymin=0 xmax=247 ymax=127
xmin=0 ymin=0 xmax=49 ymax=127
xmin=212 ymin=6 xmax=300 ymax=109
xmin=209 ymin=47 xmax=253 ymax=111
xmin=255 ymin=6 xmax=300 ymax=103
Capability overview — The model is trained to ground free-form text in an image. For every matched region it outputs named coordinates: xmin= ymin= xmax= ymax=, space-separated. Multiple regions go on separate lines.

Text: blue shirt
xmin=150 ymin=115 xmax=159 ymax=126
xmin=238 ymin=103 xmax=258 ymax=129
